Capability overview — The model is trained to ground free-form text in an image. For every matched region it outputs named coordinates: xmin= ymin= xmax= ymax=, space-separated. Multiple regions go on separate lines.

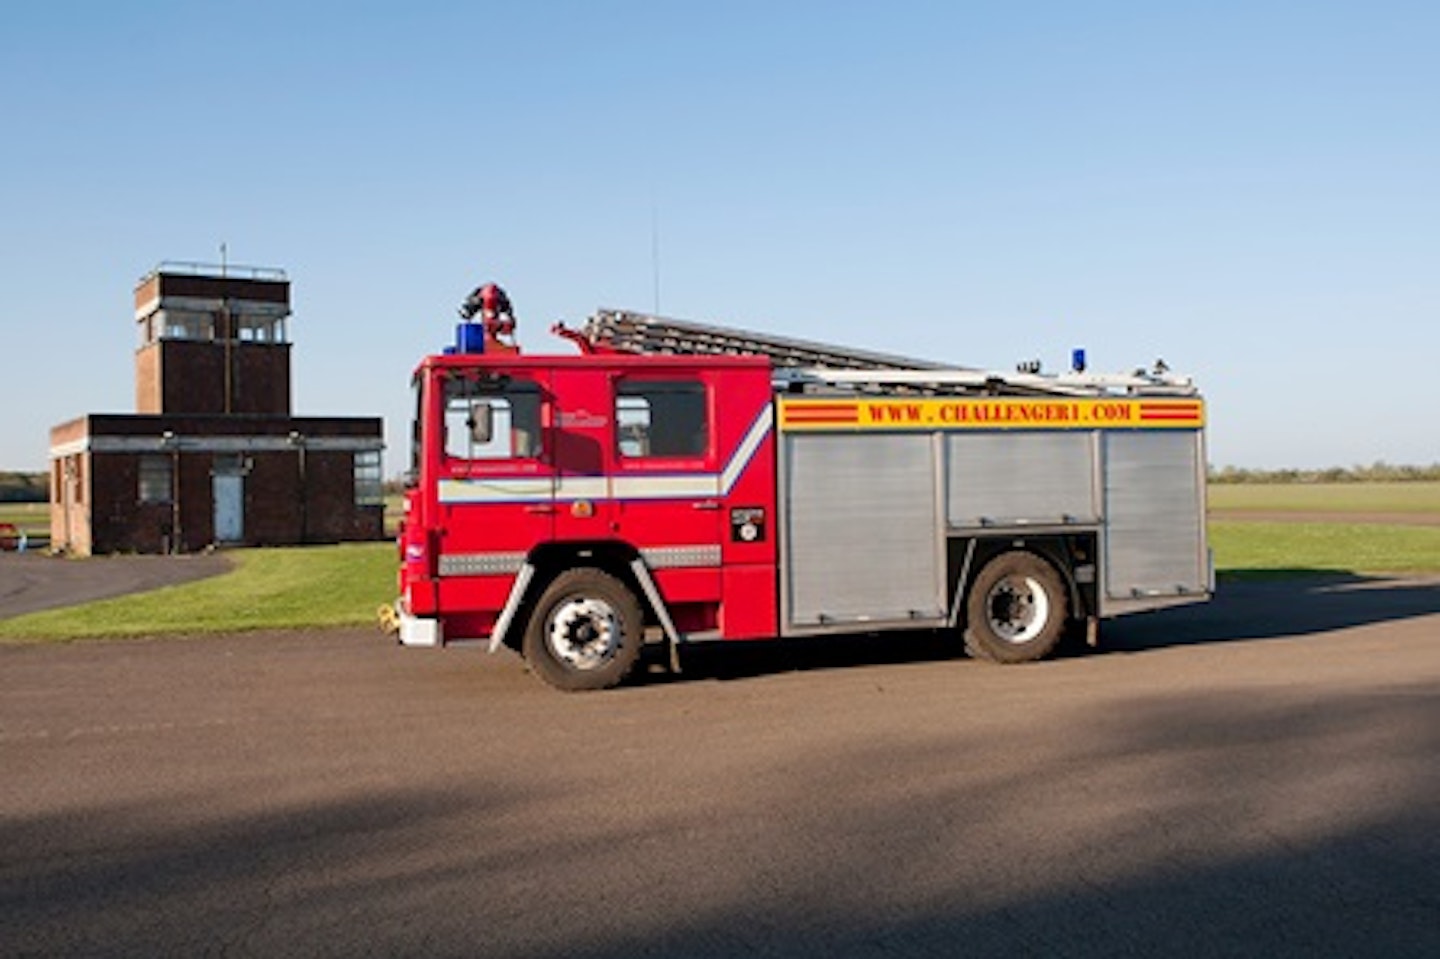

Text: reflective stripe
xmin=640 ymin=545 xmax=723 ymax=569
xmin=439 ymin=545 xmax=719 ymax=578
xmin=439 ymin=478 xmax=563 ymax=504
xmin=438 ymin=552 xmax=527 ymax=576
xmin=611 ymin=474 xmax=720 ymax=499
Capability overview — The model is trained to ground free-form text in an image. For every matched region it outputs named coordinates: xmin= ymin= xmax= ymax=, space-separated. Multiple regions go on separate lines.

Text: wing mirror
xmin=468 ymin=402 xmax=494 ymax=445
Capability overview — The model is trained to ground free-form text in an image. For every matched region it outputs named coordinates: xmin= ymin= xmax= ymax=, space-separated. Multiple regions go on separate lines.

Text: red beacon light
xmin=451 ymin=282 xmax=520 ymax=355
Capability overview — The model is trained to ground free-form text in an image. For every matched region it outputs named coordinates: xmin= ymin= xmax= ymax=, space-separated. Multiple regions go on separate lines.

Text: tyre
xmin=522 ymin=568 xmax=644 ymax=691
xmin=963 ymin=551 xmax=1068 ymax=664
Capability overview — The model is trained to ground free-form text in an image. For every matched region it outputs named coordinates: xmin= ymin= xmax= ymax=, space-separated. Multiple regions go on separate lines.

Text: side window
xmin=444 ymin=375 xmax=543 ymax=461
xmin=616 ymin=380 xmax=707 ymax=459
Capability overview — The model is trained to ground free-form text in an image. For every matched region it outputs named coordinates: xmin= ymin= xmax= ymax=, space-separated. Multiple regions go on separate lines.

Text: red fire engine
xmin=391 ymin=299 xmax=1210 ymax=690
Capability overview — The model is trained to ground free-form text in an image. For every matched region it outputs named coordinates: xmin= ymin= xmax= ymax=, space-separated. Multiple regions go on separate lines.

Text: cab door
xmin=606 ymin=371 xmax=724 ymax=631
xmin=433 ymin=368 xmax=553 ymax=618
xmin=548 ymin=366 xmax=615 ymax=544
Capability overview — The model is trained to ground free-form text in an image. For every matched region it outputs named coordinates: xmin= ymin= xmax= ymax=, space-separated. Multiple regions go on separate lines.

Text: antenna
xmin=220 ymin=241 xmax=231 ymax=412
xmin=650 ymin=200 xmax=661 ymax=315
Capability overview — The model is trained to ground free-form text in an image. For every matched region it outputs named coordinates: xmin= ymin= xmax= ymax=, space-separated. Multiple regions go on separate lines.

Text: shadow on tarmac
xmin=649 ymin=574 xmax=1440 ymax=684
xmin=6 ymin=684 xmax=1438 ymax=957
xmin=1106 ymin=572 xmax=1440 ymax=651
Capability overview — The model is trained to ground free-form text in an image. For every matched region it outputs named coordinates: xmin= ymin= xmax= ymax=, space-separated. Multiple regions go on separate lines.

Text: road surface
xmin=0 ymin=552 xmax=231 ymax=619
xmin=3 ymin=575 xmax=1438 ymax=957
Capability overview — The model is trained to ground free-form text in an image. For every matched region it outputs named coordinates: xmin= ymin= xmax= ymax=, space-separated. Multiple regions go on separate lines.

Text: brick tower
xmin=49 ymin=261 xmax=384 ymax=555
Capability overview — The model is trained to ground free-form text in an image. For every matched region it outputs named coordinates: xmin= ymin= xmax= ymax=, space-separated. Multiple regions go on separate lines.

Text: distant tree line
xmin=1209 ymin=462 xmax=1440 ymax=484
xmin=384 ymin=463 xmax=1440 ymax=489
xmin=387 ymin=464 xmax=1440 ymax=488
xmin=0 ymin=472 xmax=47 ymax=502
xmin=9 ymin=464 xmax=1440 ymax=502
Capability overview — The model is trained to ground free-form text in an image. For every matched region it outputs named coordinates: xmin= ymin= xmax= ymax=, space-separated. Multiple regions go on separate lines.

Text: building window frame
xmin=354 ymin=449 xmax=384 ymax=507
xmin=138 ymin=454 xmax=172 ymax=504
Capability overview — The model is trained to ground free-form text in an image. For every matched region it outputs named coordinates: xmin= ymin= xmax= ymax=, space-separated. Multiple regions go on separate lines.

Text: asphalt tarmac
xmin=3 ymin=574 xmax=1438 ymax=957
xmin=0 ymin=552 xmax=232 ymax=619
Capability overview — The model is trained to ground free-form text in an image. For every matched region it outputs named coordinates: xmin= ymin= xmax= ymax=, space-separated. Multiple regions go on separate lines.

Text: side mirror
xmin=468 ymin=402 xmax=494 ymax=444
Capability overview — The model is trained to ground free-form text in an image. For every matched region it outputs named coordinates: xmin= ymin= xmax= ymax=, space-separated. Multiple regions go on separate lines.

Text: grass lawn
xmin=1210 ymin=521 xmax=1440 ymax=577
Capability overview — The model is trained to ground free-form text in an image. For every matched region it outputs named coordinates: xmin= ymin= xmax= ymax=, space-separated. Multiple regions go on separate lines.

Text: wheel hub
xmin=547 ymin=598 xmax=620 ymax=670
xmin=986 ymin=576 xmax=1050 ymax=644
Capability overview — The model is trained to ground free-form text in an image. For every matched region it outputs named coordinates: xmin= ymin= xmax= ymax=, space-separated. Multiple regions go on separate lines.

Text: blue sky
xmin=3 ymin=0 xmax=1437 ymax=475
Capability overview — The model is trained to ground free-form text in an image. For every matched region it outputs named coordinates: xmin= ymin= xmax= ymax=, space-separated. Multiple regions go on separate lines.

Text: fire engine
xmin=390 ymin=294 xmax=1210 ymax=690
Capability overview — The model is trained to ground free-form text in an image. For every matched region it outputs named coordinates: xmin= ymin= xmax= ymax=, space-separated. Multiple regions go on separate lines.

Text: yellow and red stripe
xmin=780 ymin=397 xmax=1204 ymax=431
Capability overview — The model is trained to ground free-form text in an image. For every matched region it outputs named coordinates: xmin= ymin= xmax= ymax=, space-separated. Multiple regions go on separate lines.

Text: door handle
xmin=692 ymin=500 xmax=721 ymax=511
xmin=525 ymin=504 xmax=558 ymax=514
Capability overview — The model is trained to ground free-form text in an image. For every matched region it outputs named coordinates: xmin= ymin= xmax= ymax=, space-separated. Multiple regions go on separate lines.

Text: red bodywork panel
xmin=400 ymin=350 xmax=779 ymax=643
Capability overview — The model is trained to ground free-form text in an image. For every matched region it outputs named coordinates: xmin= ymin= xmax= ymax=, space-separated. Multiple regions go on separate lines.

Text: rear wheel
xmin=522 ymin=568 xmax=643 ymax=691
xmin=963 ymin=551 xmax=1068 ymax=664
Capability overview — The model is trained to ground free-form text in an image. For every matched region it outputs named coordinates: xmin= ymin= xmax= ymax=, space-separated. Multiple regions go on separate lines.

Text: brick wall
xmin=135 ymin=341 xmax=292 ymax=415
xmin=49 ymin=415 xmax=384 ymax=555
xmin=80 ymin=447 xmax=382 ymax=554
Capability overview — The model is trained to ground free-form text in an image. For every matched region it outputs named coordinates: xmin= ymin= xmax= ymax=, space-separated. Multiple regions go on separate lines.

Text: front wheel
xmin=522 ymin=568 xmax=644 ymax=691
xmin=963 ymin=551 xmax=1069 ymax=664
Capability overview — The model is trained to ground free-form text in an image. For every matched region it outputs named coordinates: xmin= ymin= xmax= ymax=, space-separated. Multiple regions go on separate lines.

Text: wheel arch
xmin=948 ymin=533 xmax=1096 ymax=631
xmin=495 ymin=540 xmax=664 ymax=652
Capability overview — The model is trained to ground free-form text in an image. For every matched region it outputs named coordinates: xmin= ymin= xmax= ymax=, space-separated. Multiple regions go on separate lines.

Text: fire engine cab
xmin=392 ymin=301 xmax=1210 ymax=690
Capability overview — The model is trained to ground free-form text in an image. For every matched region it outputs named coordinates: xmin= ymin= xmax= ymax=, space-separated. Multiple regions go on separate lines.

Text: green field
xmin=0 ymin=501 xmax=49 ymax=540
xmin=2 ymin=482 xmax=1437 ymax=642
xmin=1209 ymin=481 xmax=1440 ymax=514
xmin=1208 ymin=482 xmax=1440 ymax=575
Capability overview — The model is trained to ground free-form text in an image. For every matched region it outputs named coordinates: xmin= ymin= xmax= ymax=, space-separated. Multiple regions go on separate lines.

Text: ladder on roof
xmin=583 ymin=309 xmax=949 ymax=371
xmin=581 ymin=309 xmax=1198 ymax=398
xmin=776 ymin=365 xmax=1199 ymax=397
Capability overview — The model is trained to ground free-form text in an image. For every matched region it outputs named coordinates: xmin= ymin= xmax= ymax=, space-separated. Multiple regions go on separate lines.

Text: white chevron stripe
xmin=722 ymin=404 xmax=773 ymax=495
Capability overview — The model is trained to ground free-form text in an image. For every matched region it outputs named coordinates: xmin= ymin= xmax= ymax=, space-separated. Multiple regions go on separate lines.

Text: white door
xmin=213 ymin=473 xmax=244 ymax=543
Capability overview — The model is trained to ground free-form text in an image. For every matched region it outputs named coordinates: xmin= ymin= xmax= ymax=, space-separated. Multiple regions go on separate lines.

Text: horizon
xmin=10 ymin=462 xmax=1440 ymax=485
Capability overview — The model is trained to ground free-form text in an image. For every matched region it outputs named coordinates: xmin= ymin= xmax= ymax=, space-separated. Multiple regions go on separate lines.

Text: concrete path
xmin=0 ymin=552 xmax=232 ymax=620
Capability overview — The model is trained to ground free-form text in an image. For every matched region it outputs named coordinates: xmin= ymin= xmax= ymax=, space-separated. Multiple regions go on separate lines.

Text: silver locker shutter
xmin=947 ymin=432 xmax=1096 ymax=526
xmin=1104 ymin=431 xmax=1205 ymax=598
xmin=784 ymin=433 xmax=943 ymax=627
